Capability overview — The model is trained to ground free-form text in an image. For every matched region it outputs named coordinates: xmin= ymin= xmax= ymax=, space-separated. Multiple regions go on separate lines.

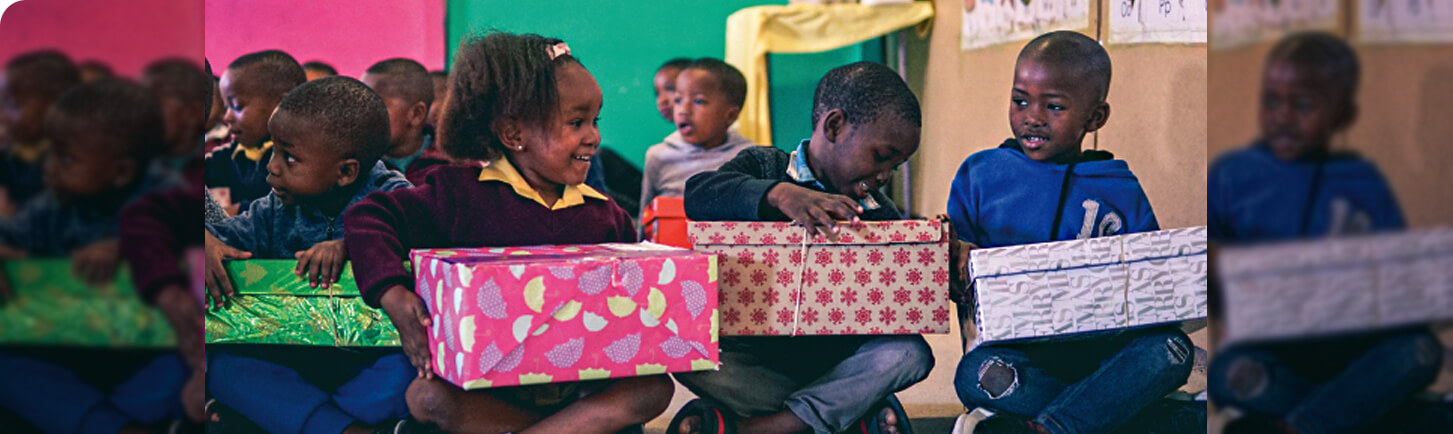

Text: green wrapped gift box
xmin=205 ymin=260 xmax=399 ymax=346
xmin=0 ymin=260 xmax=175 ymax=347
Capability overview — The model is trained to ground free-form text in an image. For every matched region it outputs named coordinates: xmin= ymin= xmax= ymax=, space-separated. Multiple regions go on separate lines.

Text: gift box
xmin=204 ymin=260 xmax=399 ymax=346
xmin=970 ymin=227 xmax=1208 ymax=345
xmin=642 ymin=197 xmax=692 ymax=249
xmin=688 ymin=220 xmax=952 ymax=336
xmin=0 ymin=260 xmax=173 ymax=347
xmin=411 ymin=243 xmax=719 ymax=390
xmin=1218 ymin=227 xmax=1453 ymax=346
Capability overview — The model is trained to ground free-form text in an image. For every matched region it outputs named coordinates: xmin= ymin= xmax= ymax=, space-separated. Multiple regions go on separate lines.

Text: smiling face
xmin=811 ymin=109 xmax=920 ymax=200
xmin=1259 ymin=60 xmax=1352 ymax=161
xmin=510 ymin=63 xmax=603 ymax=188
xmin=1009 ymin=57 xmax=1108 ymax=162
xmin=672 ymin=68 xmax=739 ymax=148
xmin=220 ymin=67 xmax=283 ymax=149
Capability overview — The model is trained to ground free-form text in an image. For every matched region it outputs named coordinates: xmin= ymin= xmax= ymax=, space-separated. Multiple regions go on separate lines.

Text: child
xmin=1206 ymin=32 xmax=1443 ymax=433
xmin=0 ymin=79 xmax=190 ymax=434
xmin=361 ymin=58 xmax=448 ymax=183
xmin=653 ymin=57 xmax=691 ymax=123
xmin=205 ymin=50 xmax=306 ymax=215
xmin=139 ymin=58 xmax=212 ymax=183
xmin=428 ymin=70 xmax=448 ymax=127
xmin=639 ymin=58 xmax=757 ymax=220
xmin=345 ymin=32 xmax=671 ymax=434
xmin=946 ymin=31 xmax=1195 ymax=433
xmin=303 ymin=60 xmax=339 ymax=81
xmin=0 ymin=50 xmax=80 ymax=213
xmin=203 ymin=76 xmax=416 ymax=434
xmin=673 ymin=61 xmax=932 ymax=434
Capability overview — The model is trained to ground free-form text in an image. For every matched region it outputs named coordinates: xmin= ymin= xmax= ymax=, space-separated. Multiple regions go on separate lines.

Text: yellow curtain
xmin=725 ymin=2 xmax=935 ymax=146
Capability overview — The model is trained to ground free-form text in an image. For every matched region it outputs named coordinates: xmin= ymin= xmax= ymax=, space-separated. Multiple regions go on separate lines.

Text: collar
xmin=478 ymin=157 xmax=608 ymax=210
xmin=786 ymin=139 xmax=880 ymax=211
xmin=10 ymin=140 xmax=49 ymax=164
xmin=232 ymin=140 xmax=274 ymax=162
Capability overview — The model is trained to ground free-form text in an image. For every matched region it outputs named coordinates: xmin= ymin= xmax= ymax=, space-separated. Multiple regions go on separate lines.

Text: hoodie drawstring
xmin=1049 ymin=161 xmax=1080 ymax=240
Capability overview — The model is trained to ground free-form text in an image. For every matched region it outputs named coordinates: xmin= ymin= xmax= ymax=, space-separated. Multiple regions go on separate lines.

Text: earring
xmin=515 ymin=146 xmax=525 ymax=151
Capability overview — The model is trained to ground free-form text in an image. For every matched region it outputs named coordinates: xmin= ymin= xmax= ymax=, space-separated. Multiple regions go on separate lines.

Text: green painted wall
xmin=446 ymin=1 xmax=881 ymax=167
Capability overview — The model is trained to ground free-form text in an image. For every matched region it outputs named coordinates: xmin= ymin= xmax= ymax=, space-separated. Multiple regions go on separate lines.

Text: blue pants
xmin=1208 ymin=327 xmax=1443 ymax=433
xmin=0 ymin=352 xmax=186 ymax=434
xmin=955 ymin=327 xmax=1194 ymax=434
xmin=673 ymin=335 xmax=934 ymax=434
xmin=208 ymin=350 xmax=412 ymax=434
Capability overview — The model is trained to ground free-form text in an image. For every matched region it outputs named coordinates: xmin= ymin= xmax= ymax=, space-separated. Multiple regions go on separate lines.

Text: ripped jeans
xmin=954 ymin=326 xmax=1194 ymax=434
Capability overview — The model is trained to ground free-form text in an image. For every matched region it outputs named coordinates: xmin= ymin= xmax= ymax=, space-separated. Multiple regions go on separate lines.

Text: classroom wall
xmin=204 ymin=0 xmax=446 ymax=77
xmin=0 ymin=0 xmax=203 ymax=77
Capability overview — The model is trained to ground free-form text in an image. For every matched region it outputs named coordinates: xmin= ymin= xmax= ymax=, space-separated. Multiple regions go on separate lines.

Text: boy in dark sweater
xmin=1207 ymin=32 xmax=1444 ymax=433
xmin=673 ymin=61 xmax=932 ymax=434
xmin=361 ymin=58 xmax=447 ymax=184
xmin=204 ymin=50 xmax=306 ymax=215
xmin=203 ymin=76 xmax=414 ymax=434
xmin=0 ymin=50 xmax=81 ymax=214
xmin=947 ymin=31 xmax=1194 ymax=434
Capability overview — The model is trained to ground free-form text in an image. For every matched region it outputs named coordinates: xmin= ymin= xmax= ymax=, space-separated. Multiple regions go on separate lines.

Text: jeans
xmin=954 ymin=327 xmax=1195 ymax=434
xmin=208 ymin=349 xmax=413 ymax=434
xmin=673 ymin=335 xmax=934 ymax=434
xmin=0 ymin=352 xmax=187 ymax=434
xmin=1207 ymin=327 xmax=1443 ymax=433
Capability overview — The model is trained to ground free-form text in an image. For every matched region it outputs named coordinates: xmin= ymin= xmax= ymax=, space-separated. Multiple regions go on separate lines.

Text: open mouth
xmin=677 ymin=122 xmax=694 ymax=135
xmin=571 ymin=153 xmax=593 ymax=162
xmin=1019 ymin=134 xmax=1050 ymax=148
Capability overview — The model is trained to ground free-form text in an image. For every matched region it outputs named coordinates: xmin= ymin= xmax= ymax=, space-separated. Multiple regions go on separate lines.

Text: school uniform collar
xmin=478 ymin=157 xmax=608 ymax=210
xmin=232 ymin=140 xmax=274 ymax=162
xmin=786 ymin=139 xmax=880 ymax=211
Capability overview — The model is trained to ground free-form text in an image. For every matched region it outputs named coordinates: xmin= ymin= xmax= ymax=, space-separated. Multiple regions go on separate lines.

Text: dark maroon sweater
xmin=344 ymin=165 xmax=637 ymax=308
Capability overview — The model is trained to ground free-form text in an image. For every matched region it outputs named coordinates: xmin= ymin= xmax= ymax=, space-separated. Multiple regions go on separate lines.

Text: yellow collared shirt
xmin=477 ymin=158 xmax=607 ymax=211
xmin=232 ymin=140 xmax=275 ymax=162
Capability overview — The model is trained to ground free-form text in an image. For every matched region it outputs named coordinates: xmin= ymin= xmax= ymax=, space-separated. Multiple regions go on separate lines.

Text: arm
xmin=683 ymin=148 xmax=785 ymax=221
xmin=343 ymin=179 xmax=449 ymax=308
xmin=121 ymin=187 xmax=203 ymax=303
xmin=204 ymin=196 xmax=275 ymax=255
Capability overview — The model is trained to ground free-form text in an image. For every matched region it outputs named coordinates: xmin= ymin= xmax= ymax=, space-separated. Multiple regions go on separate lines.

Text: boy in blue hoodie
xmin=1207 ymin=32 xmax=1444 ymax=433
xmin=203 ymin=77 xmax=416 ymax=434
xmin=947 ymin=31 xmax=1195 ymax=433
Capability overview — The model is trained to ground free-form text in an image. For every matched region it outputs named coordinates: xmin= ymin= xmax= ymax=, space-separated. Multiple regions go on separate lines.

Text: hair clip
xmin=547 ymin=43 xmax=571 ymax=60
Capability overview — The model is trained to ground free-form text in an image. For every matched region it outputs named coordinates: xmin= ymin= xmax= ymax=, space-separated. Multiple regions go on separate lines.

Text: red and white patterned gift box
xmin=411 ymin=243 xmax=719 ymax=390
xmin=688 ymin=220 xmax=952 ymax=336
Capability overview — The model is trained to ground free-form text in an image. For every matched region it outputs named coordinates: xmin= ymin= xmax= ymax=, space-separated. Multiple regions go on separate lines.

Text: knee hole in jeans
xmin=977 ymin=357 xmax=1018 ymax=399
xmin=1166 ymin=336 xmax=1191 ymax=366
xmin=1226 ymin=357 xmax=1268 ymax=401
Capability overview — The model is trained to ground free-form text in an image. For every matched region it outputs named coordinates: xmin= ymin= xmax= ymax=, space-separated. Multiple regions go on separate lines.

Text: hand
xmin=204 ymin=231 xmax=251 ymax=309
xmin=767 ymin=184 xmax=862 ymax=239
xmin=381 ymin=285 xmax=434 ymax=379
xmin=936 ymin=214 xmax=976 ymax=305
xmin=71 ymin=239 xmax=120 ymax=287
xmin=156 ymin=285 xmax=205 ymax=369
xmin=294 ymin=239 xmax=347 ymax=289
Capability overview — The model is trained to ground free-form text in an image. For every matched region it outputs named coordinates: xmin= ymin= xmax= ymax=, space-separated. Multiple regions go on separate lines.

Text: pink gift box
xmin=410 ymin=244 xmax=720 ymax=389
xmin=688 ymin=220 xmax=952 ymax=336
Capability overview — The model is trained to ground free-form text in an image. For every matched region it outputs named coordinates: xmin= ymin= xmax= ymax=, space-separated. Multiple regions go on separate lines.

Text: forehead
xmin=554 ymin=64 xmax=602 ymax=108
xmin=676 ymin=69 xmax=724 ymax=93
xmin=1263 ymin=60 xmax=1340 ymax=92
xmin=1012 ymin=57 xmax=1095 ymax=99
xmin=269 ymin=110 xmax=345 ymax=154
xmin=221 ymin=66 xmax=274 ymax=99
xmin=852 ymin=114 xmax=919 ymax=150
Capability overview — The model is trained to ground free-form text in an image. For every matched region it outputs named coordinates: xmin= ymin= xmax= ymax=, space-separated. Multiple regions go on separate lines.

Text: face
xmin=430 ymin=74 xmax=448 ymax=126
xmin=2 ymin=80 xmax=54 ymax=144
xmin=220 ymin=67 xmax=282 ymax=148
xmin=159 ymin=95 xmax=204 ymax=157
xmin=265 ymin=110 xmax=353 ymax=206
xmin=814 ymin=111 xmax=920 ymax=200
xmin=653 ymin=66 xmax=682 ymax=122
xmin=361 ymin=73 xmax=420 ymax=150
xmin=206 ymin=82 xmax=225 ymax=131
xmin=44 ymin=130 xmax=131 ymax=204
xmin=1009 ymin=57 xmax=1107 ymax=161
xmin=1259 ymin=60 xmax=1350 ymax=160
xmin=510 ymin=63 xmax=603 ymax=188
xmin=672 ymin=69 xmax=739 ymax=147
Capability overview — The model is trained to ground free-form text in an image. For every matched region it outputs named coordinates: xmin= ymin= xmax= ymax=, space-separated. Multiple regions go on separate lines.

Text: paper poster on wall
xmin=1109 ymin=0 xmax=1209 ymax=43
xmin=1360 ymin=0 xmax=1453 ymax=43
xmin=1210 ymin=0 xmax=1339 ymax=49
xmin=961 ymin=0 xmax=1092 ymax=50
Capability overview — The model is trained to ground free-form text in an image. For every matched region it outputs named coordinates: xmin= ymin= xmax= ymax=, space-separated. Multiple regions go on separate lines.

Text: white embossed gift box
xmin=1218 ymin=227 xmax=1453 ymax=346
xmin=688 ymin=220 xmax=952 ymax=336
xmin=971 ymin=226 xmax=1208 ymax=345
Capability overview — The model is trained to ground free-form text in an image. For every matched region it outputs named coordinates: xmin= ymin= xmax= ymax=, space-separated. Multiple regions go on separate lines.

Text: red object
xmin=643 ymin=197 xmax=692 ymax=249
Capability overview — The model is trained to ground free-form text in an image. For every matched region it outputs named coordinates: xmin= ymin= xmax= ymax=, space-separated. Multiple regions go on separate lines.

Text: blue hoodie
xmin=1208 ymin=143 xmax=1403 ymax=244
xmin=206 ymin=161 xmax=412 ymax=259
xmin=947 ymin=139 xmax=1159 ymax=249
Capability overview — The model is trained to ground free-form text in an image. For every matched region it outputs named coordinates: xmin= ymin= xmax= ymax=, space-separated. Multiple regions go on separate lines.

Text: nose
xmin=265 ymin=151 xmax=283 ymax=177
xmin=1023 ymin=106 xmax=1046 ymax=127
xmin=223 ymin=107 xmax=238 ymax=125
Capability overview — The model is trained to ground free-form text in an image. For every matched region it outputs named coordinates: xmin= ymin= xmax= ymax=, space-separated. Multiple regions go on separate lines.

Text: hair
xmin=140 ymin=58 xmax=212 ymax=108
xmin=681 ymin=58 xmax=746 ymax=107
xmin=45 ymin=79 xmax=165 ymax=164
xmin=1266 ymin=31 xmax=1359 ymax=106
xmin=227 ymin=50 xmax=307 ymax=99
xmin=274 ymin=76 xmax=391 ymax=168
xmin=658 ymin=57 xmax=691 ymax=73
xmin=810 ymin=61 xmax=921 ymax=129
xmin=5 ymin=50 xmax=81 ymax=102
xmin=364 ymin=58 xmax=434 ymax=105
xmin=439 ymin=31 xmax=582 ymax=161
xmin=77 ymin=60 xmax=113 ymax=80
xmin=301 ymin=60 xmax=338 ymax=76
xmin=1017 ymin=31 xmax=1112 ymax=103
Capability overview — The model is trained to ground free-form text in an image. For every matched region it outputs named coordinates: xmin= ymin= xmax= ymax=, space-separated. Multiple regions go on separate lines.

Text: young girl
xmin=343 ymin=32 xmax=672 ymax=434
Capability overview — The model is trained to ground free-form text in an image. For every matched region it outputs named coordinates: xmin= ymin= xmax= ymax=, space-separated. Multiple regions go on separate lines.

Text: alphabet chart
xmin=961 ymin=0 xmax=1092 ymax=50
xmin=1109 ymin=0 xmax=1210 ymax=43
xmin=1210 ymin=0 xmax=1339 ymax=49
xmin=1360 ymin=0 xmax=1453 ymax=43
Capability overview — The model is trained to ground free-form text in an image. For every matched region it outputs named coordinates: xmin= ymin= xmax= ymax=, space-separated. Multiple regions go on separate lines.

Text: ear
xmin=336 ymin=158 xmax=361 ymax=187
xmin=725 ymin=105 xmax=742 ymax=124
xmin=407 ymin=101 xmax=429 ymax=129
xmin=496 ymin=118 xmax=526 ymax=151
xmin=112 ymin=159 xmax=137 ymax=187
xmin=821 ymin=109 xmax=847 ymax=144
xmin=1083 ymin=102 xmax=1111 ymax=133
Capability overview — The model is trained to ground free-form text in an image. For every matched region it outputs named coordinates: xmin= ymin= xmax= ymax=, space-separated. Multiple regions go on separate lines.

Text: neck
xmin=388 ymin=130 xmax=426 ymax=159
xmin=311 ymin=182 xmax=364 ymax=218
xmin=802 ymin=141 xmax=837 ymax=193
xmin=508 ymin=156 xmax=564 ymax=207
xmin=696 ymin=134 xmax=729 ymax=150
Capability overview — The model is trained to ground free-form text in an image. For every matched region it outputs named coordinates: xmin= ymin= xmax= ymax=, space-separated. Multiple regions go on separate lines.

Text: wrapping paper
xmin=204 ymin=260 xmax=399 ymax=346
xmin=642 ymin=197 xmax=692 ymax=249
xmin=971 ymin=227 xmax=1207 ymax=344
xmin=689 ymin=220 xmax=952 ymax=336
xmin=412 ymin=243 xmax=719 ymax=389
xmin=0 ymin=260 xmax=173 ymax=347
xmin=1218 ymin=228 xmax=1453 ymax=345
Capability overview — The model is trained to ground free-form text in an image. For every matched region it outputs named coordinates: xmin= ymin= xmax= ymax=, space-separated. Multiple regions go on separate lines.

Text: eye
xmin=694 ymin=98 xmax=706 ymax=105
xmin=570 ymin=118 xmax=585 ymax=128
xmin=593 ymin=117 xmax=602 ymax=127
xmin=284 ymin=152 xmax=298 ymax=164
xmin=673 ymin=97 xmax=682 ymax=104
xmin=1012 ymin=98 xmax=1027 ymax=108
xmin=1048 ymin=103 xmax=1065 ymax=111
xmin=873 ymin=151 xmax=890 ymax=163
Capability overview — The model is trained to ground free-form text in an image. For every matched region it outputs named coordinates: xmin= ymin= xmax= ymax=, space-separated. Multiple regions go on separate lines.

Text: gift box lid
xmin=642 ymin=197 xmax=686 ymax=225
xmin=411 ymin=243 xmax=696 ymax=266
xmin=1218 ymin=227 xmax=1453 ymax=278
xmin=971 ymin=226 xmax=1208 ymax=279
xmin=688 ymin=220 xmax=947 ymax=247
